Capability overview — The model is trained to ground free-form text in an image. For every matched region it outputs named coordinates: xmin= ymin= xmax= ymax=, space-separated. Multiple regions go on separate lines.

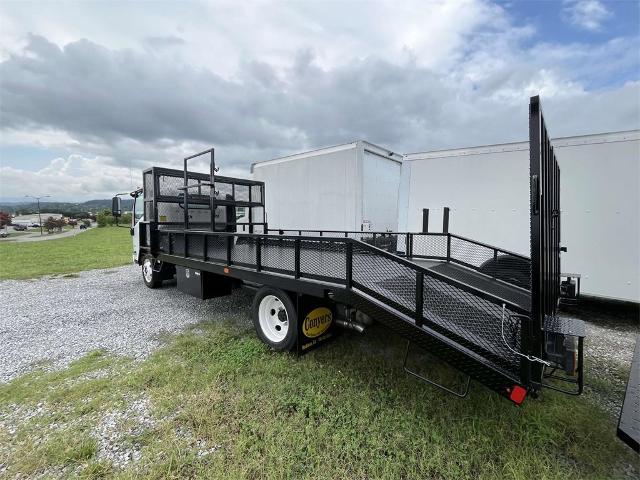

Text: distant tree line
xmin=0 ymin=199 xmax=133 ymax=215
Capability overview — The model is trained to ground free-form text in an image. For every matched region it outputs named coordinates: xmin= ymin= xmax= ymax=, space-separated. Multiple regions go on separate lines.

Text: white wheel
xmin=143 ymin=258 xmax=154 ymax=283
xmin=141 ymin=256 xmax=161 ymax=288
xmin=258 ymin=295 xmax=289 ymax=343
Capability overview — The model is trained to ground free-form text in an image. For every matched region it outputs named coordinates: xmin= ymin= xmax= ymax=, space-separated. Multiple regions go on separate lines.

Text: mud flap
xmin=295 ymin=295 xmax=339 ymax=355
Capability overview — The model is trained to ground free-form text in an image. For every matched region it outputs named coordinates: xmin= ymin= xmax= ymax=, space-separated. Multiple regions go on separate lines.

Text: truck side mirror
xmin=111 ymin=196 xmax=122 ymax=217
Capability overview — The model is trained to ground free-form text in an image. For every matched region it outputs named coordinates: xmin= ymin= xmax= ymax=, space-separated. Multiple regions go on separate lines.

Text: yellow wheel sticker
xmin=302 ymin=307 xmax=333 ymax=338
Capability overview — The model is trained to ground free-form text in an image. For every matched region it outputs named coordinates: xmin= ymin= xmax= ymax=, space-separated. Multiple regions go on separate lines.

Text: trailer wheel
xmin=479 ymin=255 xmax=530 ymax=290
xmin=252 ymin=287 xmax=297 ymax=351
xmin=142 ymin=256 xmax=161 ymax=289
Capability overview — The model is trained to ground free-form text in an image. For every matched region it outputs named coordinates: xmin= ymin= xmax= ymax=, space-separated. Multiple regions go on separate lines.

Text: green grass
xmin=1 ymin=318 xmax=637 ymax=479
xmin=0 ymin=226 xmax=131 ymax=280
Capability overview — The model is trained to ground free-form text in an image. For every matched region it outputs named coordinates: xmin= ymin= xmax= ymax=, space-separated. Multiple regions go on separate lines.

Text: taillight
xmin=509 ymin=385 xmax=527 ymax=405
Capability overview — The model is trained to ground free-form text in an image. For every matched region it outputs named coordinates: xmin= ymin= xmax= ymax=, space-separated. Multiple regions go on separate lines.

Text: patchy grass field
xmin=1 ymin=312 xmax=636 ymax=479
xmin=0 ymin=227 xmax=131 ymax=280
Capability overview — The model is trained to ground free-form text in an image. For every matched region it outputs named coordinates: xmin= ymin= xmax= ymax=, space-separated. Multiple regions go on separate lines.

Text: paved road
xmin=6 ymin=225 xmax=95 ymax=243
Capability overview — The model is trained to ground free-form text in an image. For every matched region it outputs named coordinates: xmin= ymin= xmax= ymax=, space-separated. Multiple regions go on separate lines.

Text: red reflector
xmin=510 ymin=385 xmax=527 ymax=405
xmin=223 ymin=267 xmax=230 ymax=274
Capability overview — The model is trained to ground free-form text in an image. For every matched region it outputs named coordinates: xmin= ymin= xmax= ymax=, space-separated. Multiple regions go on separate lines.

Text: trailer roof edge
xmin=251 ymin=140 xmax=402 ymax=172
xmin=404 ymin=129 xmax=640 ymax=161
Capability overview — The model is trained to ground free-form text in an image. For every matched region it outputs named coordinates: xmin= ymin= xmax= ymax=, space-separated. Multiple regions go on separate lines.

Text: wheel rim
xmin=258 ymin=295 xmax=289 ymax=343
xmin=143 ymin=259 xmax=153 ymax=283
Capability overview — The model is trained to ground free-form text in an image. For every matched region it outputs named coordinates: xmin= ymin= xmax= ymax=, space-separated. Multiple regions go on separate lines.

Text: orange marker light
xmin=223 ymin=267 xmax=230 ymax=274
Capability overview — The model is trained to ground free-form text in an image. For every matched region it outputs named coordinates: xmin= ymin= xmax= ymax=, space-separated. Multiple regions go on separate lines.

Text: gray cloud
xmin=143 ymin=35 xmax=185 ymax=50
xmin=1 ymin=33 xmax=639 ymax=176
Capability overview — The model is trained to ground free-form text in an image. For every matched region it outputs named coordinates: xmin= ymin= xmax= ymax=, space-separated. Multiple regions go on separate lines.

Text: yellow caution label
xmin=302 ymin=307 xmax=333 ymax=338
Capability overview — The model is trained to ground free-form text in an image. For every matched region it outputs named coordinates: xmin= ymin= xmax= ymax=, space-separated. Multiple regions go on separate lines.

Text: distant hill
xmin=0 ymin=199 xmax=134 ymax=215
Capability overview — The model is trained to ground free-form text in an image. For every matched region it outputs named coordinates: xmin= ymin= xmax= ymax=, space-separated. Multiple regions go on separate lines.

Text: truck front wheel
xmin=142 ymin=256 xmax=162 ymax=288
xmin=252 ymin=287 xmax=297 ymax=351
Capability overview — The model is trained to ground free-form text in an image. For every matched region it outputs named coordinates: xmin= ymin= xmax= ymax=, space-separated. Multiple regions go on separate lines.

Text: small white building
xmin=251 ymin=141 xmax=403 ymax=232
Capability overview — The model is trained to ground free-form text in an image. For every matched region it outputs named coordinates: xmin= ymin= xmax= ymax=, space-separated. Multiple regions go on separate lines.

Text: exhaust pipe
xmin=335 ymin=319 xmax=366 ymax=333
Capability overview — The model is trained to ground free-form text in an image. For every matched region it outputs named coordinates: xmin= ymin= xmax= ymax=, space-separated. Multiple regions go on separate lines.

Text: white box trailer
xmin=399 ymin=129 xmax=640 ymax=303
xmin=251 ymin=141 xmax=403 ymax=232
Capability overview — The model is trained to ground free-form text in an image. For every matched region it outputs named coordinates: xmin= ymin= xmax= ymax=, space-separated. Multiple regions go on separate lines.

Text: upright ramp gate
xmin=529 ymin=95 xmax=584 ymax=392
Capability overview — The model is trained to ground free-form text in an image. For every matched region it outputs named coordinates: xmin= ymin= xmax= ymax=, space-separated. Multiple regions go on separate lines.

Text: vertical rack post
xmin=183 ymin=158 xmax=189 ymax=230
xmin=256 ymin=236 xmax=262 ymax=271
xmin=346 ymin=241 xmax=353 ymax=288
xmin=442 ymin=207 xmax=450 ymax=233
xmin=248 ymin=184 xmax=253 ymax=234
xmin=520 ymin=96 xmax=544 ymax=383
xmin=294 ymin=238 xmax=301 ymax=279
xmin=422 ymin=208 xmax=429 ymax=233
xmin=415 ymin=271 xmax=424 ymax=327
xmin=210 ymin=149 xmax=216 ymax=231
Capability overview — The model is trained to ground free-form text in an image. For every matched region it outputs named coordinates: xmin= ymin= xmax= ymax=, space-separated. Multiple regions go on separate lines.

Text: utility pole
xmin=24 ymin=195 xmax=50 ymax=235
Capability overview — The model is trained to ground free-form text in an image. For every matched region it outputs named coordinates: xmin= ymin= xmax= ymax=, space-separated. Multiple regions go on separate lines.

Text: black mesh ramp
xmin=427 ymin=262 xmax=531 ymax=312
xmin=618 ymin=336 xmax=640 ymax=452
xmin=351 ymin=247 xmax=522 ymax=376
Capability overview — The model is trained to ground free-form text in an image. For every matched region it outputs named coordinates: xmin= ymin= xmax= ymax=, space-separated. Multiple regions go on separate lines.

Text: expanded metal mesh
xmin=144 ymin=172 xmax=154 ymax=199
xmin=449 ymin=236 xmax=531 ymax=290
xmin=157 ymin=174 xmax=184 ymax=197
xmin=154 ymin=172 xmax=261 ymax=205
xmin=172 ymin=234 xmax=185 ymax=256
xmin=217 ymin=181 xmax=233 ymax=199
xmin=352 ymin=243 xmax=416 ymax=314
xmin=422 ymin=275 xmax=521 ymax=373
xmin=251 ymin=206 xmax=264 ymax=224
xmin=348 ymin=233 xmax=400 ymax=254
xmin=186 ymin=235 xmax=205 ymax=259
xmin=206 ymin=236 xmax=227 ymax=261
xmin=350 ymin=241 xmax=522 ymax=373
xmin=299 ymin=239 xmax=346 ymax=281
xmin=411 ymin=234 xmax=447 ymax=258
xmin=231 ymin=237 xmax=257 ymax=266
xmin=235 ymin=184 xmax=250 ymax=202
xmin=251 ymin=185 xmax=262 ymax=203
xmin=261 ymin=238 xmax=295 ymax=273
xmin=144 ymin=201 xmax=153 ymax=222
xmin=159 ymin=232 xmax=169 ymax=253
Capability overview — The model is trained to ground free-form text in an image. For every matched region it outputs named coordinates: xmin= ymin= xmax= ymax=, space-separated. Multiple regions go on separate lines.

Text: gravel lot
xmin=1 ymin=264 xmax=637 ymax=391
xmin=0 ymin=264 xmax=251 ymax=383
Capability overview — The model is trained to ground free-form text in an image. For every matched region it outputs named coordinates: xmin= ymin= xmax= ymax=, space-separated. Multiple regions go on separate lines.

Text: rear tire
xmin=142 ymin=256 xmax=162 ymax=288
xmin=252 ymin=287 xmax=297 ymax=351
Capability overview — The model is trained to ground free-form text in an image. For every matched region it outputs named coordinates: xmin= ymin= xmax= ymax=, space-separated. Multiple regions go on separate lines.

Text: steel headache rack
xmin=130 ymin=96 xmax=586 ymax=406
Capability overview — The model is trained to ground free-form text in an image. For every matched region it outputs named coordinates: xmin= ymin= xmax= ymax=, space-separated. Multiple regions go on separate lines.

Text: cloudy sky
xmin=0 ymin=0 xmax=638 ymax=201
